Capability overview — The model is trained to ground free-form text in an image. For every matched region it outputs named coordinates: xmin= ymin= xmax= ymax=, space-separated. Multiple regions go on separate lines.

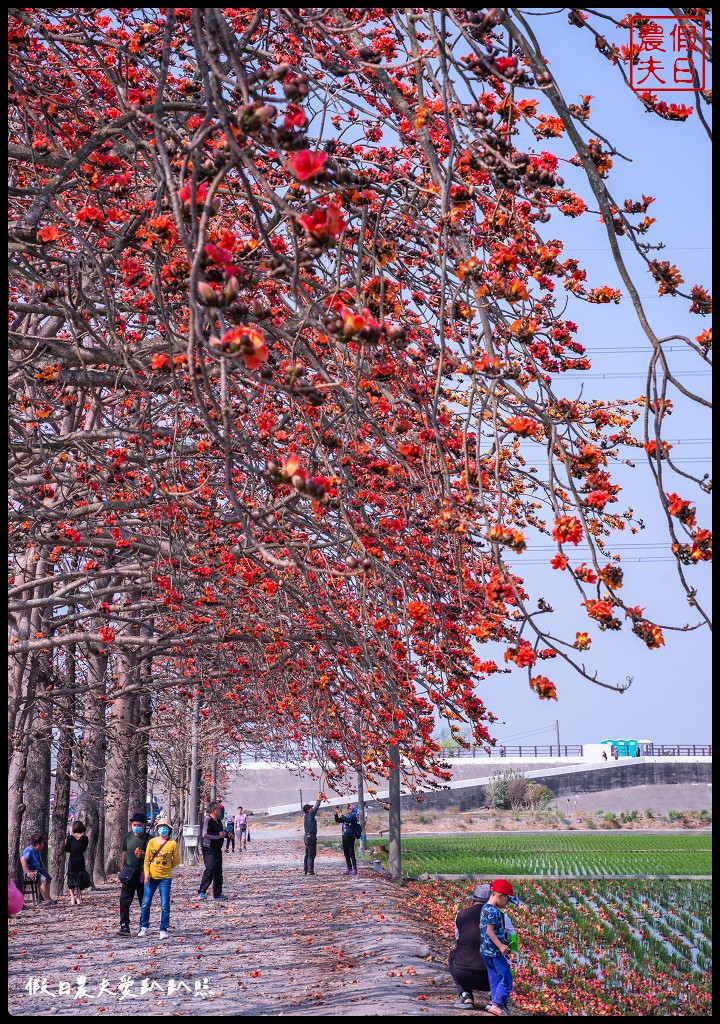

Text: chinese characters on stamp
xmin=630 ymin=15 xmax=707 ymax=92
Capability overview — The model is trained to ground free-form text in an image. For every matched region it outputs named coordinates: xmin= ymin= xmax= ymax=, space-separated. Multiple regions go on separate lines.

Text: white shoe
xmin=137 ymin=927 xmax=147 ymax=936
xmin=158 ymin=930 xmax=168 ymax=940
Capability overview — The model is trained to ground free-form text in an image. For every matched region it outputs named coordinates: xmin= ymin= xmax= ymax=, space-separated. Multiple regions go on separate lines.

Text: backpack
xmin=349 ymin=818 xmax=363 ymax=839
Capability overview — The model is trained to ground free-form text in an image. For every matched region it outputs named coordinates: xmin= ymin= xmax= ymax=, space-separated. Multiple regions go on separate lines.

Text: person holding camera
xmin=302 ymin=791 xmax=324 ymax=875
xmin=334 ymin=802 xmax=360 ymax=875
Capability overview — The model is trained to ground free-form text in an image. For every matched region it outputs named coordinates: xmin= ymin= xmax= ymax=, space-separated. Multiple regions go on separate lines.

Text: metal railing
xmin=645 ymin=744 xmax=711 ymax=757
xmin=440 ymin=743 xmax=711 ymax=759
xmin=243 ymin=743 xmax=711 ymax=763
xmin=441 ymin=744 xmax=583 ymax=759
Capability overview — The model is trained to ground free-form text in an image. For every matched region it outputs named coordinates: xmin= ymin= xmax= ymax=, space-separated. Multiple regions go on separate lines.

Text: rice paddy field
xmin=406 ymin=878 xmax=712 ymax=1016
xmin=371 ymin=833 xmax=712 ymax=878
xmin=327 ymin=832 xmax=713 ymax=1014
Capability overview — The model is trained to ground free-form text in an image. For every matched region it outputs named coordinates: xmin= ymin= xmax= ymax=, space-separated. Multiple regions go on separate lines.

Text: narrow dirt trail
xmin=8 ymin=832 xmax=481 ymax=1016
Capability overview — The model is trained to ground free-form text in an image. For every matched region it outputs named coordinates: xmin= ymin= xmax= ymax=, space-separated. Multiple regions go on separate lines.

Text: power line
xmin=558 ymin=370 xmax=709 ymax=379
xmin=514 ymin=556 xmax=696 ymax=564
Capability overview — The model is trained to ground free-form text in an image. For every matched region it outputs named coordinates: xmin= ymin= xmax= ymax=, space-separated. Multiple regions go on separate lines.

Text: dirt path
xmin=8 ymin=832 xmax=484 ymax=1016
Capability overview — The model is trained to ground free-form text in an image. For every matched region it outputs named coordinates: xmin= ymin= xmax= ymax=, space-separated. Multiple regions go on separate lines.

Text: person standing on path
xmin=302 ymin=792 xmax=324 ymax=875
xmin=64 ymin=820 xmax=90 ymax=907
xmin=117 ymin=811 xmax=150 ymax=937
xmin=480 ymin=879 xmax=519 ymax=1017
xmin=198 ymin=801 xmax=227 ymax=900
xmin=224 ymin=815 xmax=235 ymax=854
xmin=334 ymin=803 xmax=360 ymax=875
xmin=234 ymin=806 xmax=248 ymax=851
xmin=139 ymin=815 xmax=180 ymax=939
xmin=448 ymin=882 xmax=491 ymax=1008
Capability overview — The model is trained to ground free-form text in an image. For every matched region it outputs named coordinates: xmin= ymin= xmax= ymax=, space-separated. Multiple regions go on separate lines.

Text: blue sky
xmin=466 ymin=11 xmax=711 ymax=747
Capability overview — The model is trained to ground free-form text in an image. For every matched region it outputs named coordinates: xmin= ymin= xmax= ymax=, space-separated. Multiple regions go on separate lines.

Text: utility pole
xmin=556 ymin=719 xmax=561 ymax=757
xmin=209 ymin=755 xmax=218 ymax=803
xmin=357 ymin=768 xmax=366 ymax=853
xmin=388 ymin=742 xmax=401 ymax=879
xmin=186 ymin=695 xmax=201 ymax=863
xmin=189 ymin=696 xmax=199 ymax=822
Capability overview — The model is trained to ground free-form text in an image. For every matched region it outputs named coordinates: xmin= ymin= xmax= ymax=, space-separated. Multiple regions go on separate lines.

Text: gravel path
xmin=8 ymin=831 xmax=486 ymax=1016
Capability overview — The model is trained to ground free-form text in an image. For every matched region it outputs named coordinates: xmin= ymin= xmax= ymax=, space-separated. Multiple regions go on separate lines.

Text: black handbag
xmin=118 ymin=864 xmax=137 ymax=884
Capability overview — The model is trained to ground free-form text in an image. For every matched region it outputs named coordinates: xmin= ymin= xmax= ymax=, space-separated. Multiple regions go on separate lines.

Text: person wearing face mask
xmin=138 ymin=816 xmax=180 ymax=940
xmin=117 ymin=812 xmax=150 ymax=937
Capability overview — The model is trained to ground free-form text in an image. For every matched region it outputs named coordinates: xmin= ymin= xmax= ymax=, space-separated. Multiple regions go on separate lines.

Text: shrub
xmin=507 ymin=776 xmax=529 ymax=810
xmin=533 ymin=785 xmax=554 ymax=810
xmin=486 ymin=767 xmax=527 ymax=810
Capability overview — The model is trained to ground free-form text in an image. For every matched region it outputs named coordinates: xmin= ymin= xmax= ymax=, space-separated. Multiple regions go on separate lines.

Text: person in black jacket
xmin=334 ymin=803 xmax=360 ymax=875
xmin=302 ymin=792 xmax=324 ymax=875
xmin=449 ymin=882 xmax=492 ymax=1008
xmin=197 ymin=801 xmax=227 ymax=900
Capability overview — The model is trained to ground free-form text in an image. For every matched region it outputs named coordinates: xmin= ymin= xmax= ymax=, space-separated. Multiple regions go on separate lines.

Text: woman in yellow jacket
xmin=138 ymin=815 xmax=180 ymax=939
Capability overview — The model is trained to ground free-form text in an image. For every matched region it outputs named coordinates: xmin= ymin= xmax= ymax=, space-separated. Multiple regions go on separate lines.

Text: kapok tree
xmin=8 ymin=9 xmax=711 ymax=849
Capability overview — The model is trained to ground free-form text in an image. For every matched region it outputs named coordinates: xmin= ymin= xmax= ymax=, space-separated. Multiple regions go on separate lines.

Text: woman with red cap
xmin=479 ymin=879 xmax=520 ymax=1016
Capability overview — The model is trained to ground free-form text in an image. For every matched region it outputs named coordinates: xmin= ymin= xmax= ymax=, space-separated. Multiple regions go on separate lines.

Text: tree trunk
xmin=127 ymin=686 xmax=151 ymax=816
xmin=7 ymin=551 xmax=49 ymax=881
xmin=103 ymin=648 xmax=137 ymax=875
xmin=8 ymin=741 xmax=30 ymax=886
xmin=388 ymin=742 xmax=402 ymax=879
xmin=50 ymin=668 xmax=76 ymax=897
xmin=20 ymin=715 xmax=52 ymax=868
xmin=19 ymin=651 xmax=54 ymax=857
xmin=75 ymin=651 xmax=107 ymax=884
xmin=357 ymin=768 xmax=366 ymax=852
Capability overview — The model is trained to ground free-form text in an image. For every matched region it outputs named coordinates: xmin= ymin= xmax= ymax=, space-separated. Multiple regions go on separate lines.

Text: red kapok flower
xmin=298 ymin=202 xmax=346 ymax=240
xmin=666 ymin=492 xmax=696 ymax=525
xmin=506 ymin=416 xmax=542 ymax=438
xmin=530 ymin=675 xmax=558 ymax=701
xmin=219 ymin=326 xmax=269 ymax=370
xmin=632 ymin=621 xmax=665 ymax=649
xmin=552 ymin=516 xmax=583 ymax=545
xmin=37 ymin=224 xmax=62 ymax=242
xmin=284 ymin=102 xmax=307 ymax=129
xmin=573 ymin=632 xmax=591 ymax=650
xmin=287 ymin=150 xmax=327 ymax=181
xmin=504 ymin=641 xmax=537 ymax=668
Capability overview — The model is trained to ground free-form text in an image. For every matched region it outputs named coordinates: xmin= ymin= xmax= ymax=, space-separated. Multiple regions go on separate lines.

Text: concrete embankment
xmin=225 ymin=757 xmax=711 ymax=817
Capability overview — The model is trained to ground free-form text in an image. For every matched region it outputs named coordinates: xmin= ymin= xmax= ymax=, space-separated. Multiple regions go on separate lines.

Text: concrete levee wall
xmin=258 ymin=757 xmax=711 ymax=817
xmin=224 ymin=758 xmax=582 ymax=814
